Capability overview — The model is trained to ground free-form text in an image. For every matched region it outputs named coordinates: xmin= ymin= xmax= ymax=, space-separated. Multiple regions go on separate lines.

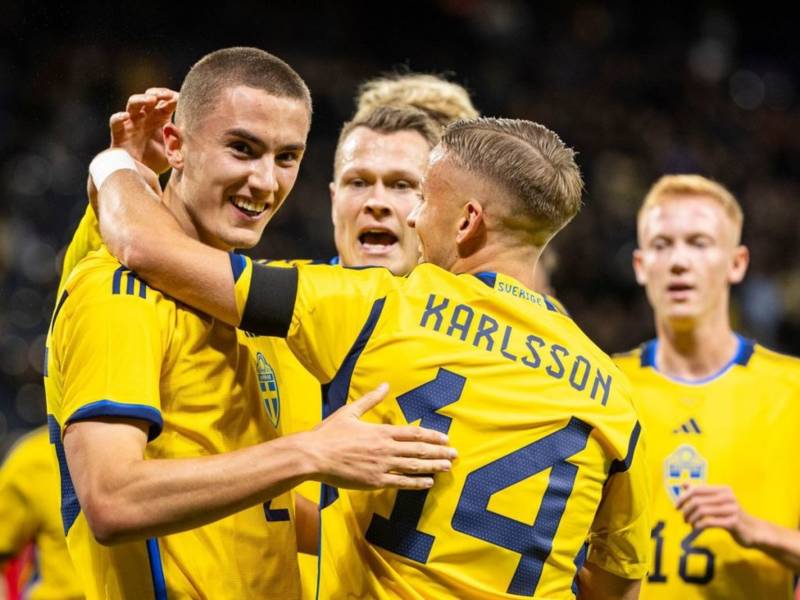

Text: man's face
xmin=633 ymin=195 xmax=747 ymax=327
xmin=331 ymin=127 xmax=430 ymax=275
xmin=407 ymin=147 xmax=462 ymax=270
xmin=176 ymin=86 xmax=310 ymax=250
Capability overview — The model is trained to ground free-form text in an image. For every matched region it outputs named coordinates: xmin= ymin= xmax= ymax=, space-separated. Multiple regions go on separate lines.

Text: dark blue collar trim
xmin=641 ymin=334 xmax=755 ymax=384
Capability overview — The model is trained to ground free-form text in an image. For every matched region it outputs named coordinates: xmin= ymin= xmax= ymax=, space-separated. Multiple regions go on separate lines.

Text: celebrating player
xmin=614 ymin=174 xmax=800 ymax=599
xmin=45 ymin=47 xmax=454 ymax=599
xmin=91 ymin=116 xmax=649 ymax=598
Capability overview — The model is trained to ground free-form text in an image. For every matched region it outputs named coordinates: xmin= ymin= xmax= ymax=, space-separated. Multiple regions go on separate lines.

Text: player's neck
xmin=454 ymin=240 xmax=541 ymax=290
xmin=162 ymin=182 xmax=234 ymax=252
xmin=654 ymin=312 xmax=739 ymax=380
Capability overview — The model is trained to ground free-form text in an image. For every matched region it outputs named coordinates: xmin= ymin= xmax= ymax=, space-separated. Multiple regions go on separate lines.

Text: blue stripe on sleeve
xmin=67 ymin=400 xmax=164 ymax=441
xmin=48 ymin=415 xmax=82 ymax=535
xmin=229 ymin=252 xmax=247 ymax=283
xmin=609 ymin=421 xmax=641 ymax=475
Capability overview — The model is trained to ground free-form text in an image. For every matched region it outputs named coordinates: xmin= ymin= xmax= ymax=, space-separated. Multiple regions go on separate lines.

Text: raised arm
xmin=94 ymin=165 xmax=241 ymax=326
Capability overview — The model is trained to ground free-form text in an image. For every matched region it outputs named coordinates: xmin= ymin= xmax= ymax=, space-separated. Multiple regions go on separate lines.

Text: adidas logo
xmin=673 ymin=418 xmax=702 ymax=434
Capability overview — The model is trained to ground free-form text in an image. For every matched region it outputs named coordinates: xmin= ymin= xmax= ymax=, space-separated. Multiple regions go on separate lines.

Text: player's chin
xmin=224 ymin=227 xmax=264 ymax=250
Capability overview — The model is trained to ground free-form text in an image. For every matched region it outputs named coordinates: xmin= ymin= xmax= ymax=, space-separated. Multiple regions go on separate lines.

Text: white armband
xmin=89 ymin=149 xmax=138 ymax=190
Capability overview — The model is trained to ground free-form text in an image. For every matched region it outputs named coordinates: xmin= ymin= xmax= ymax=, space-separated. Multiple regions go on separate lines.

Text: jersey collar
xmin=472 ymin=271 xmax=563 ymax=314
xmin=640 ymin=333 xmax=755 ymax=384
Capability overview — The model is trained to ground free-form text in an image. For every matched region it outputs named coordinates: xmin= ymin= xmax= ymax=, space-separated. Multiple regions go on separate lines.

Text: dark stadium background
xmin=1 ymin=2 xmax=798 ymax=453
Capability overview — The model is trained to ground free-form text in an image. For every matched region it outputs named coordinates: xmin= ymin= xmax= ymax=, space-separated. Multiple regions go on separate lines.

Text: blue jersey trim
xmin=639 ymin=334 xmax=755 ymax=385
xmin=473 ymin=271 xmax=497 ymax=288
xmin=609 ymin=421 xmax=641 ymax=475
xmin=229 ymin=252 xmax=247 ymax=283
xmin=320 ymin=296 xmax=387 ymax=509
xmin=67 ymin=400 xmax=164 ymax=442
xmin=49 ymin=289 xmax=69 ymax=333
xmin=571 ymin=542 xmax=588 ymax=596
xmin=473 ymin=271 xmax=563 ymax=314
xmin=146 ymin=538 xmax=167 ymax=600
xmin=328 ymin=255 xmax=340 ymax=265
xmin=47 ymin=416 xmax=82 ymax=535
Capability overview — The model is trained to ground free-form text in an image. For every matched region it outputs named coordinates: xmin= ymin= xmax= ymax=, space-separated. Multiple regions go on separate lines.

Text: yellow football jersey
xmin=45 ymin=246 xmax=300 ymax=600
xmin=235 ymin=259 xmax=650 ymax=599
xmin=0 ymin=427 xmax=83 ymax=599
xmin=614 ymin=337 xmax=800 ymax=600
xmin=58 ymin=204 xmax=102 ymax=294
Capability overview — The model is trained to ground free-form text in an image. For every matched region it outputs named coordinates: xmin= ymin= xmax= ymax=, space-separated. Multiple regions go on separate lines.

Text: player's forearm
xmin=71 ymin=428 xmax=317 ymax=545
xmin=96 ymin=170 xmax=240 ymax=326
xmin=744 ymin=515 xmax=800 ymax=571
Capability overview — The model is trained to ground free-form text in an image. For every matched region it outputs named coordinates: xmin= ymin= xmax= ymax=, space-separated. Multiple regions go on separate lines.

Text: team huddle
xmin=2 ymin=46 xmax=800 ymax=600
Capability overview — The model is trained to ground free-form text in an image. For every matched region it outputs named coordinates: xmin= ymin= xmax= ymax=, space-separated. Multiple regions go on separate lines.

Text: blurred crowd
xmin=1 ymin=1 xmax=798 ymax=453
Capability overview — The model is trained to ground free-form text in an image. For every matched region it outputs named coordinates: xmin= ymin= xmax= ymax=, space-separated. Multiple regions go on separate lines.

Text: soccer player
xmin=0 ymin=427 xmax=83 ymax=599
xmin=46 ymin=48 xmax=454 ymax=599
xmin=91 ymin=117 xmax=650 ymax=598
xmin=614 ymin=174 xmax=800 ymax=599
xmin=57 ymin=75 xmax=476 ymax=599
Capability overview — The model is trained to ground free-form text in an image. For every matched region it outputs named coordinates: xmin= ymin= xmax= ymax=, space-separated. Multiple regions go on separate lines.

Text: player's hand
xmin=109 ymin=88 xmax=178 ymax=175
xmin=307 ymin=383 xmax=457 ymax=490
xmin=677 ymin=484 xmax=760 ymax=547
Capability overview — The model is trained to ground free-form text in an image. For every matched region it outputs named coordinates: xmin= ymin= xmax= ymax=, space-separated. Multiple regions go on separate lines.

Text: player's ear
xmin=163 ymin=123 xmax=184 ymax=170
xmin=456 ymin=200 xmax=485 ymax=252
xmin=728 ymin=244 xmax=749 ymax=284
xmin=632 ymin=248 xmax=647 ymax=285
xmin=329 ymin=181 xmax=337 ymax=224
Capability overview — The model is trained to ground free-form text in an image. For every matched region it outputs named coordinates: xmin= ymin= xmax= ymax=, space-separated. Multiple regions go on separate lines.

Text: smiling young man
xmin=45 ymin=48 xmax=455 ymax=600
xmin=90 ymin=116 xmax=649 ymax=599
xmin=614 ymin=175 xmax=800 ymax=599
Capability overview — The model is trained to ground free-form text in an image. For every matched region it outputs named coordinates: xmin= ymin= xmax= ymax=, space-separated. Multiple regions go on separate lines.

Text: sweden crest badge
xmin=664 ymin=444 xmax=707 ymax=503
xmin=256 ymin=352 xmax=280 ymax=428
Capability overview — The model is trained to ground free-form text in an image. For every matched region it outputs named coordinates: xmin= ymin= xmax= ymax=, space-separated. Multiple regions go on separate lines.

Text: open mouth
xmin=666 ymin=283 xmax=695 ymax=300
xmin=229 ymin=196 xmax=268 ymax=218
xmin=358 ymin=229 xmax=398 ymax=252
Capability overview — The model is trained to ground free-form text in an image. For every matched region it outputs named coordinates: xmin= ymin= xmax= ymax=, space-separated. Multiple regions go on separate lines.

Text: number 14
xmin=365 ymin=369 xmax=593 ymax=597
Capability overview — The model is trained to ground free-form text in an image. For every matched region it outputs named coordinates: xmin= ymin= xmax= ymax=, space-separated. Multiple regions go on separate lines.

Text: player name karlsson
xmin=420 ymin=294 xmax=613 ymax=405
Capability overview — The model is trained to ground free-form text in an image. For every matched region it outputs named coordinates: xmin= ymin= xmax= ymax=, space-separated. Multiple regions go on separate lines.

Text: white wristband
xmin=89 ymin=149 xmax=138 ymax=190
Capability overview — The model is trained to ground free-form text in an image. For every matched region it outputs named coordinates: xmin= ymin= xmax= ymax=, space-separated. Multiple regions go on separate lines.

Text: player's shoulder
xmin=749 ymin=340 xmax=800 ymax=383
xmin=258 ymin=257 xmax=338 ymax=269
xmin=1 ymin=426 xmax=49 ymax=472
xmin=60 ymin=246 xmax=167 ymax=306
xmin=611 ymin=341 xmax=649 ymax=374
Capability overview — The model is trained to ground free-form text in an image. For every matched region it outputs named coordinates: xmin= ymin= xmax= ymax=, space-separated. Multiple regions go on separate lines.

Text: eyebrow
xmin=223 ymin=128 xmax=306 ymax=152
xmin=341 ymin=167 xmax=421 ymax=180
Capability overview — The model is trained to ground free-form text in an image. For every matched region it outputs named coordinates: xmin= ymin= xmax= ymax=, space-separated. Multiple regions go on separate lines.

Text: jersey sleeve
xmin=53 ymin=266 xmax=168 ymax=440
xmin=286 ymin=263 xmax=396 ymax=383
xmin=233 ymin=255 xmax=395 ymax=383
xmin=0 ymin=438 xmax=41 ymax=557
xmin=58 ymin=203 xmax=102 ymax=293
xmin=585 ymin=421 xmax=651 ymax=579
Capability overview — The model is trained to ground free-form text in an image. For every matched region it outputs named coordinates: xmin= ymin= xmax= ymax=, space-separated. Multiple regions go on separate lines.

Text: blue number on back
xmin=365 ymin=368 xmax=464 ymax=562
xmin=365 ymin=369 xmax=593 ymax=597
xmin=452 ymin=417 xmax=592 ymax=595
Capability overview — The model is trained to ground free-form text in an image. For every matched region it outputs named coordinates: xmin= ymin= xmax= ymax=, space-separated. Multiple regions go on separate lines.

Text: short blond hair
xmin=442 ymin=118 xmax=583 ymax=244
xmin=638 ymin=174 xmax=744 ymax=243
xmin=354 ymin=73 xmax=479 ymax=128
